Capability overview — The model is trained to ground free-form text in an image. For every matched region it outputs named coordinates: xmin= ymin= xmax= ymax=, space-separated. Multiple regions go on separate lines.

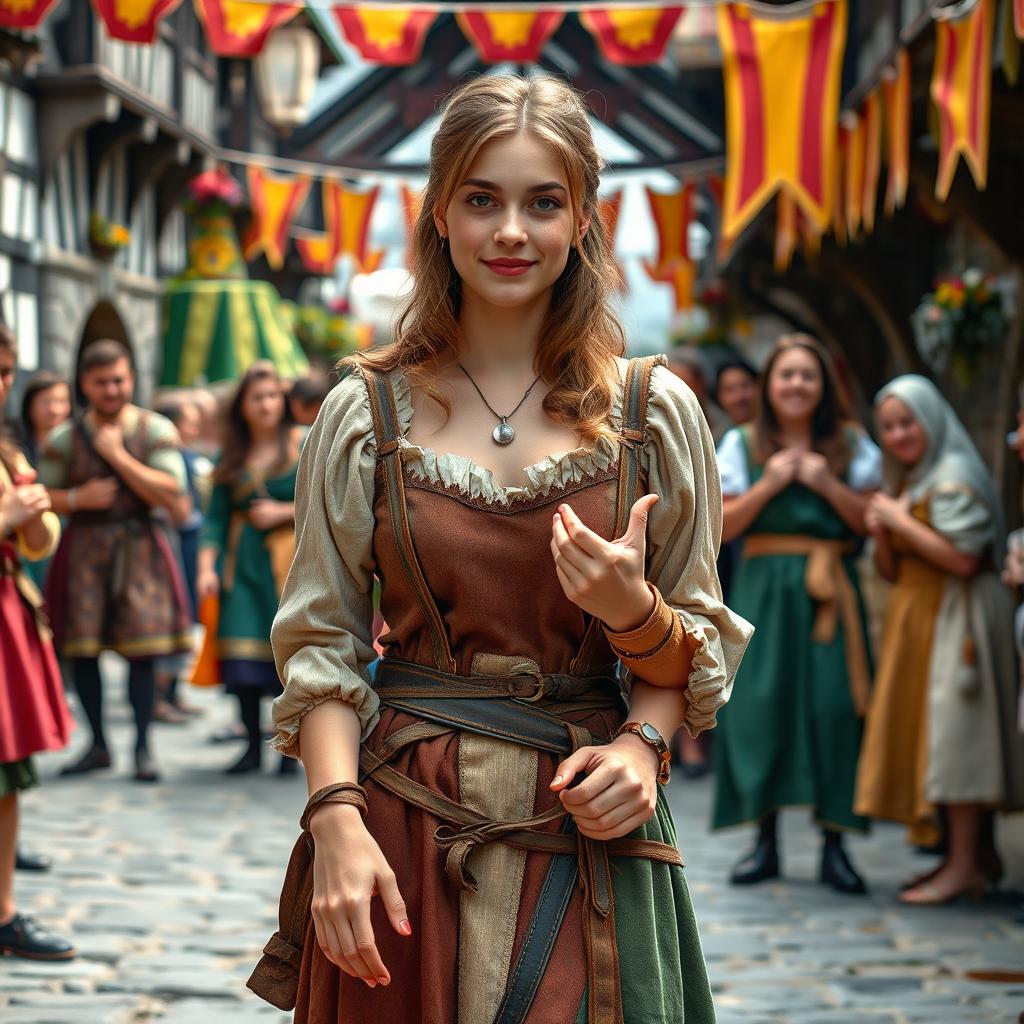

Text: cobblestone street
xmin=2 ymin=665 xmax=1023 ymax=1024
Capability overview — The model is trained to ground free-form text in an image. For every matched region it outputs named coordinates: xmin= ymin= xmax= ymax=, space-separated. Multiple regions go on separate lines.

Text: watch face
xmin=640 ymin=723 xmax=660 ymax=743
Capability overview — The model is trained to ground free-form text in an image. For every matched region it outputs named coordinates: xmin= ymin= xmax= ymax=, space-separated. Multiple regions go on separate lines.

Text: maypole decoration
xmin=882 ymin=51 xmax=911 ymax=214
xmin=716 ymin=0 xmax=847 ymax=244
xmin=457 ymin=9 xmax=563 ymax=61
xmin=331 ymin=6 xmax=436 ymax=64
xmin=931 ymin=0 xmax=994 ymax=201
xmin=0 ymin=0 xmax=62 ymax=28
xmin=579 ymin=7 xmax=684 ymax=65
xmin=644 ymin=184 xmax=696 ymax=311
xmin=91 ymin=0 xmax=182 ymax=43
xmin=195 ymin=0 xmax=300 ymax=57
xmin=242 ymin=166 xmax=311 ymax=270
xmin=161 ymin=169 xmax=308 ymax=387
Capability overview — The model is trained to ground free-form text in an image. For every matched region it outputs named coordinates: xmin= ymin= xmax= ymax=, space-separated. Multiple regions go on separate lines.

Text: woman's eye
xmin=533 ymin=196 xmax=560 ymax=211
xmin=468 ymin=194 xmax=494 ymax=208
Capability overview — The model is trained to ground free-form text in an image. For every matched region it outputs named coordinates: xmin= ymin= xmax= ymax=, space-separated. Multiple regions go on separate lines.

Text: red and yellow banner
xmin=295 ymin=180 xmax=381 ymax=274
xmin=92 ymin=0 xmax=182 ymax=43
xmin=580 ymin=7 xmax=684 ymax=65
xmin=194 ymin=0 xmax=299 ymax=58
xmin=842 ymin=114 xmax=865 ymax=240
xmin=0 ymin=0 xmax=62 ymax=29
xmin=882 ymin=50 xmax=911 ymax=214
xmin=332 ymin=7 xmax=435 ymax=65
xmin=645 ymin=183 xmax=694 ymax=270
xmin=457 ymin=10 xmax=563 ymax=62
xmin=774 ymin=189 xmax=798 ymax=272
xmin=931 ymin=0 xmax=994 ymax=201
xmin=336 ymin=184 xmax=381 ymax=272
xmin=861 ymin=89 xmax=882 ymax=234
xmin=644 ymin=259 xmax=696 ymax=312
xmin=243 ymin=167 xmax=310 ymax=270
xmin=295 ymin=182 xmax=342 ymax=275
xmin=717 ymin=0 xmax=847 ymax=242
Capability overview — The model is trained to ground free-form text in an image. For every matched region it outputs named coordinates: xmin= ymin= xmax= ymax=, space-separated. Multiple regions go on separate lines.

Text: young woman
xmin=250 ymin=76 xmax=750 ymax=1024
xmin=196 ymin=362 xmax=302 ymax=775
xmin=713 ymin=334 xmax=881 ymax=893
xmin=856 ymin=374 xmax=1024 ymax=904
xmin=0 ymin=325 xmax=75 ymax=960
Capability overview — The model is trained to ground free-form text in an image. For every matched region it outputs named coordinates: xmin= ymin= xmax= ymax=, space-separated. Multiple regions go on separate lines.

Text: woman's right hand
xmin=308 ymin=803 xmax=411 ymax=987
xmin=760 ymin=449 xmax=801 ymax=494
xmin=0 ymin=482 xmax=50 ymax=532
xmin=196 ymin=568 xmax=220 ymax=601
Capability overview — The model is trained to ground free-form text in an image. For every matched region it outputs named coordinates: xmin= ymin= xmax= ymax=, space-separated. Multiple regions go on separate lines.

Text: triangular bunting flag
xmin=843 ymin=114 xmax=865 ymax=240
xmin=579 ymin=8 xmax=684 ymax=66
xmin=774 ymin=189 xmax=798 ymax=272
xmin=457 ymin=10 xmax=563 ymax=62
xmin=861 ymin=90 xmax=882 ymax=234
xmin=243 ymin=167 xmax=310 ymax=270
xmin=92 ymin=0 xmax=182 ymax=43
xmin=598 ymin=191 xmax=627 ymax=292
xmin=932 ymin=0 xmax=995 ymax=200
xmin=332 ymin=7 xmax=435 ymax=65
xmin=645 ymin=183 xmax=694 ymax=270
xmin=882 ymin=50 xmax=911 ymax=214
xmin=716 ymin=0 xmax=847 ymax=241
xmin=644 ymin=259 xmax=696 ymax=312
xmin=194 ymin=0 xmax=300 ymax=58
xmin=0 ymin=0 xmax=62 ymax=28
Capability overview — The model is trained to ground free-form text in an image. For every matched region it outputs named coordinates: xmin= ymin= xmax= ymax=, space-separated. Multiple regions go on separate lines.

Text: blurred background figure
xmin=0 ymin=322 xmax=75 ymax=961
xmin=196 ymin=362 xmax=302 ymax=776
xmin=714 ymin=359 xmax=759 ymax=429
xmin=713 ymin=334 xmax=881 ymax=895
xmin=666 ymin=348 xmax=731 ymax=442
xmin=287 ymin=374 xmax=332 ymax=427
xmin=857 ymin=375 xmax=1024 ymax=904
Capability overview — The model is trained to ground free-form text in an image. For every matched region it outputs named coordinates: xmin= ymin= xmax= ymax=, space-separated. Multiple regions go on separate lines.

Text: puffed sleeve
xmin=846 ymin=430 xmax=883 ymax=492
xmin=270 ymin=372 xmax=380 ymax=758
xmin=716 ymin=427 xmax=750 ymax=497
xmin=928 ymin=482 xmax=995 ymax=556
xmin=637 ymin=366 xmax=754 ymax=736
xmin=11 ymin=451 xmax=60 ymax=561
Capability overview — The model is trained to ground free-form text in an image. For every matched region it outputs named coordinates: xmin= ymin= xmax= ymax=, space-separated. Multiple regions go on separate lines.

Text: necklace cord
xmin=457 ymin=364 xmax=542 ymax=423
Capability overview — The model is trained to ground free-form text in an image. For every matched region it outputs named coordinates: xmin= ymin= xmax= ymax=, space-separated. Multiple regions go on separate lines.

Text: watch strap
xmin=614 ymin=720 xmax=671 ymax=786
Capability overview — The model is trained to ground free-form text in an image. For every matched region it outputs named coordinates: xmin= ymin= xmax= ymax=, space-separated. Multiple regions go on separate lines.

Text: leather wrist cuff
xmin=300 ymin=781 xmax=368 ymax=831
xmin=603 ymin=583 xmax=693 ymax=688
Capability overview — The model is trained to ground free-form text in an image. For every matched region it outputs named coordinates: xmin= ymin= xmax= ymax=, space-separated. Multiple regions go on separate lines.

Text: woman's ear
xmin=433 ymin=208 xmax=448 ymax=240
xmin=578 ymin=211 xmax=592 ymax=243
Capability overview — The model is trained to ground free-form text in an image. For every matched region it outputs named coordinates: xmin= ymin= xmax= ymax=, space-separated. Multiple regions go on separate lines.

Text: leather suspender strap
xmin=570 ymin=355 xmax=665 ymax=676
xmin=360 ymin=367 xmax=457 ymax=673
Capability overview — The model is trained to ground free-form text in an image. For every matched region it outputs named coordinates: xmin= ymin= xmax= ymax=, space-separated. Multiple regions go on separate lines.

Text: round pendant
xmin=492 ymin=421 xmax=515 ymax=446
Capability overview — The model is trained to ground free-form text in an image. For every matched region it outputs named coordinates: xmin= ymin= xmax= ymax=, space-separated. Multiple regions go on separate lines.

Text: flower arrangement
xmin=911 ymin=268 xmax=1007 ymax=381
xmin=88 ymin=212 xmax=131 ymax=258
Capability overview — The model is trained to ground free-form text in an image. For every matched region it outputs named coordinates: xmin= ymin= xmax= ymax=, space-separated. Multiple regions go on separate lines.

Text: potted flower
xmin=89 ymin=213 xmax=131 ymax=261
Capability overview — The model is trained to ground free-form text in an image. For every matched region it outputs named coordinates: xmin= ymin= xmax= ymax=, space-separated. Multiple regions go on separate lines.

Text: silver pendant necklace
xmin=457 ymin=363 xmax=542 ymax=446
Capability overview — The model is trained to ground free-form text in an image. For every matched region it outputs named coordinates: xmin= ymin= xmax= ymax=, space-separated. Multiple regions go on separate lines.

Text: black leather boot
xmin=58 ymin=745 xmax=111 ymax=777
xmin=730 ymin=814 xmax=780 ymax=885
xmin=0 ymin=913 xmax=76 ymax=961
xmin=15 ymin=848 xmax=51 ymax=872
xmin=820 ymin=831 xmax=867 ymax=895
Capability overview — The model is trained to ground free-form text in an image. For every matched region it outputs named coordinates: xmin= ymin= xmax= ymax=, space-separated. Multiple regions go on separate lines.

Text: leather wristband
xmin=603 ymin=582 xmax=693 ymax=688
xmin=300 ymin=782 xmax=368 ymax=831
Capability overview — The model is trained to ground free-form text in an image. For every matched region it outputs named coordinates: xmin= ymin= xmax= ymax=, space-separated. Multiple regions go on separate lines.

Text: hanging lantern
xmin=254 ymin=20 xmax=322 ymax=132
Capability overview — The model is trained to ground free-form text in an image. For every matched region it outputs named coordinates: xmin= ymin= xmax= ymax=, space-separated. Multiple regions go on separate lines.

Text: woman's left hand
xmin=795 ymin=451 xmax=833 ymax=493
xmin=549 ymin=737 xmax=659 ymax=840
xmin=868 ymin=491 xmax=911 ymax=530
xmin=550 ymin=496 xmax=658 ymax=633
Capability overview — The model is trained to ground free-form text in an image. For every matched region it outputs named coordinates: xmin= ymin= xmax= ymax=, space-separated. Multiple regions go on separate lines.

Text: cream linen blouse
xmin=270 ymin=362 xmax=753 ymax=758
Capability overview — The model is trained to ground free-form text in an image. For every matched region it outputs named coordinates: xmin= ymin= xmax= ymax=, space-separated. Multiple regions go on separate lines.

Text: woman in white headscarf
xmin=856 ymin=375 xmax=1024 ymax=904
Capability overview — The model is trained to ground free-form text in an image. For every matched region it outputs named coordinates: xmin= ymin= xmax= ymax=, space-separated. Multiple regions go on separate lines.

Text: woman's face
xmin=717 ymin=368 xmax=758 ymax=425
xmin=242 ymin=378 xmax=284 ymax=435
xmin=29 ymin=383 xmax=71 ymax=435
xmin=438 ymin=131 xmax=587 ymax=312
xmin=876 ymin=395 xmax=929 ymax=466
xmin=0 ymin=347 xmax=14 ymax=410
xmin=766 ymin=347 xmax=823 ymax=425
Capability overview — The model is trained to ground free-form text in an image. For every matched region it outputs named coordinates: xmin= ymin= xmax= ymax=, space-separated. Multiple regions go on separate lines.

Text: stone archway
xmin=74 ymin=299 xmax=134 ymax=402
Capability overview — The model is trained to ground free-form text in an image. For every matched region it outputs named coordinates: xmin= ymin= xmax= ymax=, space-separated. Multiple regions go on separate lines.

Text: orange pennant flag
xmin=195 ymin=0 xmax=299 ymax=57
xmin=92 ymin=0 xmax=182 ymax=42
xmin=295 ymin=181 xmax=343 ymax=275
xmin=645 ymin=184 xmax=694 ymax=271
xmin=717 ymin=0 xmax=847 ymax=242
xmin=359 ymin=249 xmax=387 ymax=274
xmin=457 ymin=10 xmax=563 ymax=62
xmin=332 ymin=7 xmax=435 ymax=65
xmin=882 ymin=50 xmax=911 ymax=214
xmin=579 ymin=8 xmax=684 ymax=66
xmin=843 ymin=114 xmax=865 ymax=240
xmin=644 ymin=260 xmax=696 ymax=312
xmin=861 ymin=90 xmax=882 ymax=233
xmin=401 ymin=184 xmax=425 ymax=263
xmin=243 ymin=167 xmax=310 ymax=270
xmin=932 ymin=0 xmax=995 ymax=201
xmin=599 ymin=190 xmax=627 ymax=292
xmin=337 ymin=185 xmax=380 ymax=270
xmin=774 ymin=189 xmax=798 ymax=272
xmin=0 ymin=0 xmax=62 ymax=28
xmin=296 ymin=181 xmax=380 ymax=274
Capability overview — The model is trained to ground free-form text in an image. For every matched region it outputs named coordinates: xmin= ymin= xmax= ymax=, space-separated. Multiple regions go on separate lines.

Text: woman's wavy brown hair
xmin=213 ymin=361 xmax=295 ymax=488
xmin=750 ymin=333 xmax=856 ymax=475
xmin=345 ymin=75 xmax=626 ymax=444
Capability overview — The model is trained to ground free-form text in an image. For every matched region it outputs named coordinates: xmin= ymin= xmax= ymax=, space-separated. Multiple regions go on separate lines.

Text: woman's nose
xmin=495 ymin=209 xmax=527 ymax=244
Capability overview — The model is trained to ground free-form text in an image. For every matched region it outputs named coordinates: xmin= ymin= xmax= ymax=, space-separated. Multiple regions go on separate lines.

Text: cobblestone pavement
xmin=3 ymin=665 xmax=1023 ymax=1024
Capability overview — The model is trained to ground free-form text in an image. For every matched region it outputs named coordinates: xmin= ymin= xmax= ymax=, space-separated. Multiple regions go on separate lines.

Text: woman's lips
xmin=483 ymin=259 xmax=536 ymax=277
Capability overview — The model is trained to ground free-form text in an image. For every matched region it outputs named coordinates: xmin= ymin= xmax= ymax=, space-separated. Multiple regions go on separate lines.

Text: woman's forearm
xmin=297 ymin=699 xmax=363 ymax=794
xmin=890 ymin=514 xmax=979 ymax=577
xmin=625 ymin=679 xmax=689 ymax=743
xmin=872 ymin=531 xmax=897 ymax=582
xmin=722 ymin=479 xmax=778 ymax=542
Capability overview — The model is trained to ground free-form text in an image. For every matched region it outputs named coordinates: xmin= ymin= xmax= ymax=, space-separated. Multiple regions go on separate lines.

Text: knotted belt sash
xmin=743 ymin=534 xmax=870 ymax=716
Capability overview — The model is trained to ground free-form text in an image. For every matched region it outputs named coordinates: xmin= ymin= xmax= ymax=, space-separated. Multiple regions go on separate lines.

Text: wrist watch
xmin=614 ymin=721 xmax=671 ymax=786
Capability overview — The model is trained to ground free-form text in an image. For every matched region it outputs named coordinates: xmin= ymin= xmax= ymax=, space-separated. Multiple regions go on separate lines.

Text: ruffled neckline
xmin=389 ymin=367 xmax=625 ymax=507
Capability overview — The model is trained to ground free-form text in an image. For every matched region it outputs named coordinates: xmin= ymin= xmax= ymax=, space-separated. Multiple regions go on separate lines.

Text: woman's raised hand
xmin=0 ymin=480 xmax=50 ymax=532
xmin=550 ymin=496 xmax=658 ymax=633
xmin=760 ymin=448 xmax=802 ymax=494
xmin=308 ymin=803 xmax=411 ymax=988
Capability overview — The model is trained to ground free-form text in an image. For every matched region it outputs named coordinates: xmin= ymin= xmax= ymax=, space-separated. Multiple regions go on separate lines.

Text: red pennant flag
xmin=92 ymin=0 xmax=182 ymax=43
xmin=332 ymin=7 xmax=435 ymax=65
xmin=932 ymin=0 xmax=994 ymax=200
xmin=716 ymin=0 xmax=847 ymax=242
xmin=645 ymin=184 xmax=694 ymax=270
xmin=295 ymin=181 xmax=343 ymax=276
xmin=457 ymin=10 xmax=563 ymax=63
xmin=296 ymin=181 xmax=381 ymax=274
xmin=774 ymin=189 xmax=797 ymax=272
xmin=243 ymin=167 xmax=310 ymax=270
xmin=579 ymin=8 xmax=684 ymax=66
xmin=861 ymin=90 xmax=882 ymax=234
xmin=401 ymin=184 xmax=424 ymax=265
xmin=195 ymin=0 xmax=300 ymax=58
xmin=0 ymin=0 xmax=62 ymax=29
xmin=842 ymin=113 xmax=865 ymax=240
xmin=882 ymin=50 xmax=911 ymax=214
xmin=598 ymin=191 xmax=627 ymax=292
